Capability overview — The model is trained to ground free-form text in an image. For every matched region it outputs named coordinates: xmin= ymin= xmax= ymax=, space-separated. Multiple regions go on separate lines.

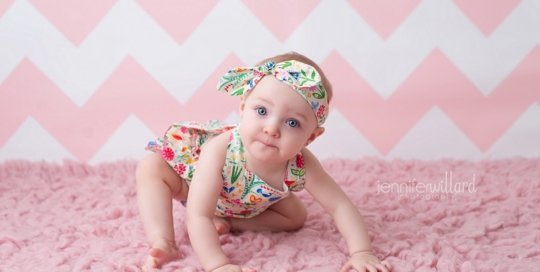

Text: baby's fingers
xmin=341 ymin=262 xmax=390 ymax=272
xmin=366 ymin=264 xmax=380 ymax=272
xmin=373 ymin=263 xmax=390 ymax=272
xmin=341 ymin=262 xmax=373 ymax=272
xmin=340 ymin=260 xmax=353 ymax=272
xmin=340 ymin=261 xmax=353 ymax=272
xmin=381 ymin=260 xmax=392 ymax=271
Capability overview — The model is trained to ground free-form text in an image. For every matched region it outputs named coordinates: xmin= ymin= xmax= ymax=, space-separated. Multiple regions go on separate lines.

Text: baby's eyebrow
xmin=291 ymin=110 xmax=308 ymax=122
xmin=253 ymin=97 xmax=308 ymax=121
xmin=253 ymin=97 xmax=274 ymax=106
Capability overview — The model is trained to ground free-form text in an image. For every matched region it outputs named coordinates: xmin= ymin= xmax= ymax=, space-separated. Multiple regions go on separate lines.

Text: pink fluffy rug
xmin=1 ymin=158 xmax=539 ymax=271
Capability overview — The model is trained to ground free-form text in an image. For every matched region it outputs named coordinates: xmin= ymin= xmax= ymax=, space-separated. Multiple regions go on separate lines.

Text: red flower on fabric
xmin=296 ymin=155 xmax=305 ymax=168
xmin=253 ymin=70 xmax=265 ymax=77
xmin=174 ymin=164 xmax=186 ymax=175
xmin=316 ymin=105 xmax=326 ymax=119
xmin=161 ymin=148 xmax=175 ymax=161
xmin=180 ymin=126 xmax=188 ymax=134
xmin=240 ymin=210 xmax=254 ymax=216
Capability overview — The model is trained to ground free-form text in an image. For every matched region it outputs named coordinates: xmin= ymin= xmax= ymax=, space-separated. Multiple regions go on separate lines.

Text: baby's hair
xmin=255 ymin=52 xmax=333 ymax=103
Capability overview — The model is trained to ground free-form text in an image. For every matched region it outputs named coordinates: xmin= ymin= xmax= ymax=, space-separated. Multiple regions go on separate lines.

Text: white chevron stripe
xmin=88 ymin=114 xmax=157 ymax=165
xmin=223 ymin=111 xmax=241 ymax=125
xmin=0 ymin=0 xmax=538 ymax=105
xmin=387 ymin=106 xmax=484 ymax=161
xmin=0 ymin=116 xmax=76 ymax=162
xmin=485 ymin=103 xmax=540 ymax=159
xmin=297 ymin=0 xmax=540 ymax=98
xmin=0 ymin=0 xmax=287 ymax=106
xmin=309 ymin=109 xmax=382 ymax=160
xmin=87 ymin=113 xmax=242 ymax=164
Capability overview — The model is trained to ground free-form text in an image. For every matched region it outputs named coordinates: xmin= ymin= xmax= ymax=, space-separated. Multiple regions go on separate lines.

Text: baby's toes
xmin=143 ymin=255 xmax=159 ymax=271
xmin=146 ymin=248 xmax=171 ymax=268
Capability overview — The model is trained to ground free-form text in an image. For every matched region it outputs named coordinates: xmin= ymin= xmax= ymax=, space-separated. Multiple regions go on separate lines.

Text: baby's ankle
xmin=151 ymin=238 xmax=177 ymax=249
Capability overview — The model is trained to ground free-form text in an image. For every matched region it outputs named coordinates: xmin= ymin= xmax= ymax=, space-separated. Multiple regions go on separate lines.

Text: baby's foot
xmin=213 ymin=216 xmax=232 ymax=235
xmin=143 ymin=238 xmax=180 ymax=271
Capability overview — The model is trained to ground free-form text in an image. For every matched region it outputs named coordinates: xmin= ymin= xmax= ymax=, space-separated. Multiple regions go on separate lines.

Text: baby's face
xmin=239 ymin=76 xmax=323 ymax=164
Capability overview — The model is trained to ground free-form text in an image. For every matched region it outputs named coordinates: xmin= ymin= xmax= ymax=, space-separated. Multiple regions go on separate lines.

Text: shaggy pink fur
xmin=1 ymin=158 xmax=539 ymax=271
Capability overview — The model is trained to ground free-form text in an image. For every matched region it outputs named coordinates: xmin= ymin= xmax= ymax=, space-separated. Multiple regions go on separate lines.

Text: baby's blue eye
xmin=286 ymin=120 xmax=299 ymax=128
xmin=256 ymin=107 xmax=267 ymax=115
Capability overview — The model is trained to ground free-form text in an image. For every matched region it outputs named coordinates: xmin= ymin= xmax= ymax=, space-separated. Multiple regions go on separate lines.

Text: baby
xmin=136 ymin=52 xmax=392 ymax=272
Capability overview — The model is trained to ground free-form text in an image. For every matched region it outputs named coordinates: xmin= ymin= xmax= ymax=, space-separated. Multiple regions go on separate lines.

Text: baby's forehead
xmin=252 ymin=77 xmax=308 ymax=103
xmin=249 ymin=81 xmax=316 ymax=120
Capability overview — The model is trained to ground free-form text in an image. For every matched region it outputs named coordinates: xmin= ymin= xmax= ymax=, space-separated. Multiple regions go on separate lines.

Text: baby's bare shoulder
xmin=300 ymin=147 xmax=327 ymax=175
xmin=200 ymin=130 xmax=232 ymax=156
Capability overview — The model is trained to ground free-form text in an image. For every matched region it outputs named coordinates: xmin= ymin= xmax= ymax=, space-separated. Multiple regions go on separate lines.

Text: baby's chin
xmin=250 ymin=148 xmax=299 ymax=165
xmin=245 ymin=146 xmax=282 ymax=163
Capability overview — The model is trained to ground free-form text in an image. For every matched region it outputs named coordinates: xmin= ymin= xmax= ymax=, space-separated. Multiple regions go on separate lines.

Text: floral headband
xmin=217 ymin=60 xmax=329 ymax=126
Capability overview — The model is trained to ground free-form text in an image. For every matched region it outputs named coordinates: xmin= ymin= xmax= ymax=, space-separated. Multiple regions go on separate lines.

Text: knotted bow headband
xmin=217 ymin=60 xmax=329 ymax=126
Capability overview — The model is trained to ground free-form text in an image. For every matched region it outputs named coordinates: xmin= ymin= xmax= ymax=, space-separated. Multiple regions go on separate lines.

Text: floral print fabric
xmin=146 ymin=120 xmax=236 ymax=183
xmin=146 ymin=120 xmax=307 ymax=218
xmin=217 ymin=124 xmax=306 ymax=218
xmin=217 ymin=60 xmax=329 ymax=126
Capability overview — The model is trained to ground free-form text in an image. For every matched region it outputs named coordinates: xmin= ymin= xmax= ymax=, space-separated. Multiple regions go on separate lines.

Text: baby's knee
xmin=293 ymin=204 xmax=308 ymax=229
xmin=136 ymin=153 xmax=166 ymax=182
xmin=136 ymin=153 xmax=186 ymax=197
xmin=286 ymin=202 xmax=307 ymax=231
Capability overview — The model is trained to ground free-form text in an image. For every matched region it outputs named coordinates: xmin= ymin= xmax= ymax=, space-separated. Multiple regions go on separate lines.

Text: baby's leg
xmin=226 ymin=193 xmax=308 ymax=232
xmin=136 ymin=153 xmax=188 ymax=269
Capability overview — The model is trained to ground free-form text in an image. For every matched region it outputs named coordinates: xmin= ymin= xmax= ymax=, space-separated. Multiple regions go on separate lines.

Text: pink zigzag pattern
xmin=134 ymin=0 xmax=221 ymax=45
xmin=0 ymin=0 xmax=15 ymax=18
xmin=452 ymin=0 xmax=522 ymax=37
xmin=1 ymin=49 xmax=539 ymax=162
xmin=323 ymin=46 xmax=540 ymax=154
xmin=0 ymin=55 xmax=244 ymax=162
xmin=240 ymin=0 xmax=321 ymax=42
xmin=346 ymin=0 xmax=422 ymax=39
xmin=28 ymin=0 xmax=118 ymax=46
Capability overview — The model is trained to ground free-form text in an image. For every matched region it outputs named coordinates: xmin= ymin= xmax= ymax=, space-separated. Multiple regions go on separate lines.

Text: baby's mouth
xmin=260 ymin=140 xmax=276 ymax=148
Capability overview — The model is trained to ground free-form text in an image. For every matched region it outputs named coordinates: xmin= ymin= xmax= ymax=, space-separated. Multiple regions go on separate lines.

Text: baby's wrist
xmin=350 ymin=249 xmax=375 ymax=257
xmin=209 ymin=263 xmax=235 ymax=272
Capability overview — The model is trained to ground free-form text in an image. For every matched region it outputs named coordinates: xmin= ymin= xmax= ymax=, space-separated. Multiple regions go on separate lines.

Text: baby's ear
xmin=239 ymin=95 xmax=247 ymax=118
xmin=305 ymin=127 xmax=325 ymax=146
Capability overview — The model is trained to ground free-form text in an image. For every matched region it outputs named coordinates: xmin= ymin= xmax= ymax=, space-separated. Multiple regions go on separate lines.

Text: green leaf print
xmin=299 ymin=73 xmax=315 ymax=87
xmin=231 ymin=87 xmax=245 ymax=96
xmin=311 ymin=70 xmax=316 ymax=80
xmin=217 ymin=77 xmax=234 ymax=90
xmin=230 ymin=165 xmax=242 ymax=184
xmin=312 ymin=90 xmax=326 ymax=99
xmin=218 ymin=73 xmax=249 ymax=92
xmin=280 ymin=61 xmax=292 ymax=69
xmin=241 ymin=175 xmax=267 ymax=199
xmin=291 ymin=168 xmax=306 ymax=177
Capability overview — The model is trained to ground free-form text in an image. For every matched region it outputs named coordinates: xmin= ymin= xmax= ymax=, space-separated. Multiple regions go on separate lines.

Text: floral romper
xmin=146 ymin=120 xmax=307 ymax=218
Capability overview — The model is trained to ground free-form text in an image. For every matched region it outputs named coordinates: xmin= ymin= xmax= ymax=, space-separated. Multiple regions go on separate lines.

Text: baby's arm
xmin=186 ymin=132 xmax=254 ymax=272
xmin=302 ymin=149 xmax=392 ymax=272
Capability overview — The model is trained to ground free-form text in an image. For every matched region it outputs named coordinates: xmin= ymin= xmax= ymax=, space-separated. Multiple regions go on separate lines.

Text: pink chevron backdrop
xmin=0 ymin=0 xmax=539 ymax=163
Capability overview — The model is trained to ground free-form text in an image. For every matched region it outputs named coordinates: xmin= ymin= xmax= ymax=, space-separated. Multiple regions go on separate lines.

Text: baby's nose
xmin=263 ymin=122 xmax=280 ymax=137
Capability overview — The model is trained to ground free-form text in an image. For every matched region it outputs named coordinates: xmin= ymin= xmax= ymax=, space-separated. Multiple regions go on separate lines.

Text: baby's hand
xmin=211 ymin=264 xmax=257 ymax=272
xmin=341 ymin=251 xmax=392 ymax=272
